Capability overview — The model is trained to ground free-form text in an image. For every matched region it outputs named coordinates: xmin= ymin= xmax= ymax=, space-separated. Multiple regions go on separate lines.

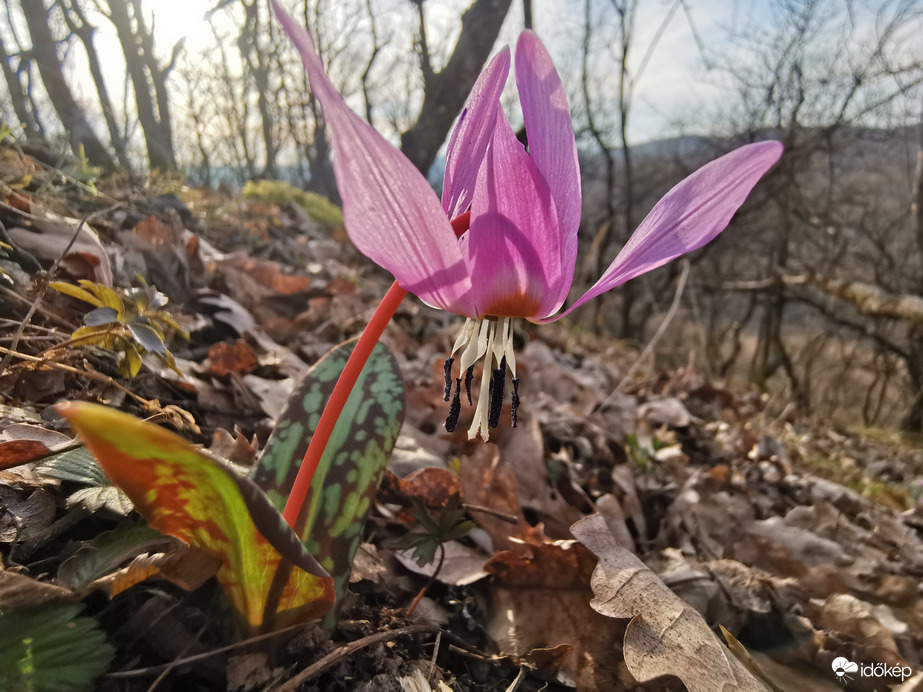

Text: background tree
xmin=20 ymin=0 xmax=114 ymax=168
xmin=687 ymin=0 xmax=923 ymax=427
xmin=60 ymin=0 xmax=132 ymax=169
xmin=102 ymin=0 xmax=181 ymax=171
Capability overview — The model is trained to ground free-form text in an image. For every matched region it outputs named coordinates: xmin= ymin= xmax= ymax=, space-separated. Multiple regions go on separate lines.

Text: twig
xmin=105 ymin=623 xmax=313 ymax=679
xmin=0 ymin=344 xmax=149 ymax=405
xmin=406 ymin=542 xmax=446 ymax=617
xmin=147 ymin=618 xmax=211 ymax=692
xmin=608 ymin=260 xmax=690 ymax=399
xmin=428 ymin=630 xmax=442 ymax=681
xmin=463 ymin=503 xmax=519 ymax=524
xmin=0 ymin=210 xmax=90 ymax=376
xmin=270 ymin=624 xmax=439 ymax=692
xmin=505 ymin=667 xmax=527 ymax=692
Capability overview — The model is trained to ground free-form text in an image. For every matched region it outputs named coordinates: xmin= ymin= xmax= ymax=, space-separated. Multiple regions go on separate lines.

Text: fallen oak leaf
xmin=720 ymin=626 xmax=786 ymax=692
xmin=571 ymin=513 xmax=767 ymax=692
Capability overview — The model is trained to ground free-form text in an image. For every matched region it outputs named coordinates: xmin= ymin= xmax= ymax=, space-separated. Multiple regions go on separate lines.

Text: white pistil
xmin=447 ymin=316 xmax=518 ymax=441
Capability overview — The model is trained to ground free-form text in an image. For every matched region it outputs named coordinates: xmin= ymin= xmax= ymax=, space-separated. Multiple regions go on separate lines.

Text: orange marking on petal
xmin=482 ymin=290 xmax=541 ymax=318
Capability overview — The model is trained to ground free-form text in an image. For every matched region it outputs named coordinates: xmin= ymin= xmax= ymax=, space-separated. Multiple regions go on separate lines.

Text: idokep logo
xmin=831 ymin=656 xmax=913 ymax=684
xmin=831 ymin=657 xmax=858 ymax=683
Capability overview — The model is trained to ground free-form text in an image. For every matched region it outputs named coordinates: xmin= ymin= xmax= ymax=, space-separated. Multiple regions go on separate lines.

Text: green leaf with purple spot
xmin=251 ymin=338 xmax=404 ymax=604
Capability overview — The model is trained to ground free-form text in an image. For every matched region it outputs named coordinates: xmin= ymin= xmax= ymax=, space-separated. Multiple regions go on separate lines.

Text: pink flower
xmin=272 ymin=2 xmax=782 ymax=439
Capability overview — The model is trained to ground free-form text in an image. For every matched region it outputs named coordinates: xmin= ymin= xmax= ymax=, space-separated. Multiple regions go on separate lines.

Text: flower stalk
xmin=282 ymin=280 xmax=407 ymax=528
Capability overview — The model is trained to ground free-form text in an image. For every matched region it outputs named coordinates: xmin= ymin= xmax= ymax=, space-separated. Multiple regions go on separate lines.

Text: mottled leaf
xmin=56 ymin=402 xmax=335 ymax=633
xmin=251 ymin=339 xmax=405 ymax=604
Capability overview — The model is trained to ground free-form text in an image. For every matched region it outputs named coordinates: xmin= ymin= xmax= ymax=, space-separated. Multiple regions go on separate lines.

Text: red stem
xmin=282 ymin=213 xmax=468 ymax=529
xmin=283 ymin=280 xmax=408 ymax=528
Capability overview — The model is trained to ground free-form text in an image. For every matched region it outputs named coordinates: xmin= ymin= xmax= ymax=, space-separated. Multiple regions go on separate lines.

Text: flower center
xmin=442 ymin=317 xmax=519 ymax=441
xmin=481 ymin=290 xmax=541 ymax=319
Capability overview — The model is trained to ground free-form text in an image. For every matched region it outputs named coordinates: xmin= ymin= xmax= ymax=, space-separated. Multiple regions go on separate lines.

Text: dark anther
xmin=444 ymin=378 xmax=462 ymax=432
xmin=488 ymin=356 xmax=507 ymax=428
xmin=511 ymin=377 xmax=520 ymax=428
xmin=464 ymin=365 xmax=474 ymax=405
xmin=443 ymin=357 xmax=454 ymax=402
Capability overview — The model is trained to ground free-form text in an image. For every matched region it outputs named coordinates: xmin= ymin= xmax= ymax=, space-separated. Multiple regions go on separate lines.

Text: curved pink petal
xmin=443 ymin=48 xmax=510 ymax=220
xmin=540 ymin=140 xmax=783 ymax=323
xmin=464 ymin=106 xmax=565 ymax=319
xmin=271 ymin=0 xmax=474 ymax=315
xmin=516 ymin=31 xmax=581 ymax=313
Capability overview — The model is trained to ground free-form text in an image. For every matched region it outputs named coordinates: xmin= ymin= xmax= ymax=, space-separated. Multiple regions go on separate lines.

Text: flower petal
xmin=443 ymin=48 xmax=511 ymax=220
xmin=464 ymin=106 xmax=565 ymax=319
xmin=541 ymin=140 xmax=783 ymax=322
xmin=516 ymin=31 xmax=581 ymax=312
xmin=271 ymin=0 xmax=473 ymax=314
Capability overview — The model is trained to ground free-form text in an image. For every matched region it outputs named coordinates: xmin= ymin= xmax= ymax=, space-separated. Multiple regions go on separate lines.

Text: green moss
xmin=800 ymin=454 xmax=911 ymax=510
xmin=242 ymin=179 xmax=344 ymax=228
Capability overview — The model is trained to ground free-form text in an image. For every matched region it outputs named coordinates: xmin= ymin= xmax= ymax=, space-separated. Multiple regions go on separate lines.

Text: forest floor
xmin=1 ymin=153 xmax=922 ymax=692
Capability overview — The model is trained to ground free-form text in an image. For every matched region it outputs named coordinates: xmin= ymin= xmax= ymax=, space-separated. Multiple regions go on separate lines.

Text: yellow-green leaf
xmin=56 ymin=401 xmax=336 ymax=633
xmin=49 ymin=281 xmax=104 ymax=308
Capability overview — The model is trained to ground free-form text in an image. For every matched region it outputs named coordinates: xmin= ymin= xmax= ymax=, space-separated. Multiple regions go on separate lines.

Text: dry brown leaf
xmin=0 ymin=570 xmax=74 ymax=610
xmin=721 ymin=626 xmax=786 ymax=692
xmin=203 ymin=340 xmax=260 ymax=376
xmin=572 ymin=513 xmax=767 ymax=692
xmin=7 ymin=206 xmax=113 ymax=284
xmin=0 ymin=440 xmax=52 ymax=469
xmin=350 ymin=543 xmax=388 ymax=584
xmin=484 ymin=539 xmax=624 ymax=690
xmin=208 ymin=427 xmax=260 ymax=467
xmin=88 ymin=546 xmax=221 ymax=596
xmin=380 ymin=467 xmax=463 ymax=509
xmin=812 ymin=594 xmax=910 ymax=669
xmin=496 ymin=412 xmax=584 ymax=539
xmin=458 ymin=443 xmax=545 ymax=552
xmin=0 ymin=486 xmax=56 ymax=544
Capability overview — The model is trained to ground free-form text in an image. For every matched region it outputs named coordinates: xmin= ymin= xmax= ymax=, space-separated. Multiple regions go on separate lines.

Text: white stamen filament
xmin=448 ymin=316 xmax=517 ymax=441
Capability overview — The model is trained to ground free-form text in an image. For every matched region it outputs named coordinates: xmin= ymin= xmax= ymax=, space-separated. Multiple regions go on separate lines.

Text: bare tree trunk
xmin=60 ymin=0 xmax=131 ymax=169
xmin=21 ymin=0 xmax=114 ymax=168
xmin=104 ymin=0 xmax=178 ymax=171
xmin=902 ymin=144 xmax=923 ymax=431
xmin=0 ymin=33 xmax=42 ymax=139
xmin=400 ymin=0 xmax=513 ymax=174
xmin=240 ymin=0 xmax=279 ymax=179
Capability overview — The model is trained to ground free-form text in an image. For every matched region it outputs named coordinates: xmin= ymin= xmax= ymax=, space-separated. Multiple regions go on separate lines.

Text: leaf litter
xmin=0 ymin=163 xmax=922 ymax=691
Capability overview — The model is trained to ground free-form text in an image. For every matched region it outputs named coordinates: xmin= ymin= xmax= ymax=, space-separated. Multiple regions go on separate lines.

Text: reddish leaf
xmin=203 ymin=340 xmax=259 ymax=376
xmin=0 ymin=440 xmax=51 ymax=470
xmin=56 ymin=401 xmax=335 ymax=633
